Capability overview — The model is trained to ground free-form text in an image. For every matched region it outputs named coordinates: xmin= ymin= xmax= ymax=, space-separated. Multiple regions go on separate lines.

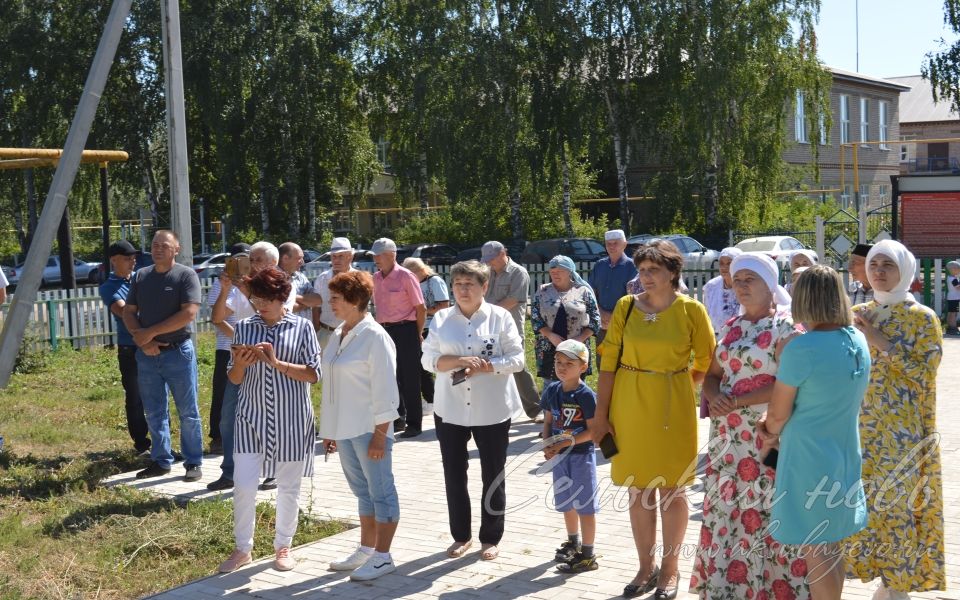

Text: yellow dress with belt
xmin=600 ymin=294 xmax=716 ymax=488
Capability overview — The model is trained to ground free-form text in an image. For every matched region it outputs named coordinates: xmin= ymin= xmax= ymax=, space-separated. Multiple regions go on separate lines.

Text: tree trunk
xmin=604 ymin=90 xmax=632 ymax=235
xmin=258 ymin=166 xmax=271 ymax=236
xmin=703 ymin=142 xmax=719 ymax=228
xmin=418 ymin=151 xmax=429 ymax=211
xmin=24 ymin=168 xmax=37 ymax=247
xmin=57 ymin=206 xmax=77 ymax=291
xmin=11 ymin=176 xmax=26 ymax=255
xmin=307 ymin=158 xmax=317 ymax=239
xmin=286 ymin=167 xmax=300 ymax=238
xmin=561 ymin=143 xmax=574 ymax=236
xmin=142 ymin=141 xmax=161 ymax=229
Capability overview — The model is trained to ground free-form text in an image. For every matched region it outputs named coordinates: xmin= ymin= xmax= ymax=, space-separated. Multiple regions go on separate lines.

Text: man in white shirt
xmin=311 ymin=237 xmax=356 ymax=350
xmin=0 ymin=266 xmax=8 ymax=305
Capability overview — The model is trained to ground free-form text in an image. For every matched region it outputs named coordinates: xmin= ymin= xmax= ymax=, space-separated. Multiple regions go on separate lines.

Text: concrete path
xmin=108 ymin=341 xmax=960 ymax=600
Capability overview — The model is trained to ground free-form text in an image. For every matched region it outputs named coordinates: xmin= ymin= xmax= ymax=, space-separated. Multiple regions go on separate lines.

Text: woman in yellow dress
xmin=594 ymin=240 xmax=715 ymax=599
xmin=847 ymin=239 xmax=944 ymax=600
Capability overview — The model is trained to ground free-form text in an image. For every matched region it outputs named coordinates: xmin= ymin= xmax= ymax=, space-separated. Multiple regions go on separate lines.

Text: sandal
xmin=480 ymin=543 xmax=499 ymax=561
xmin=556 ymin=552 xmax=598 ymax=574
xmin=446 ymin=540 xmax=473 ymax=558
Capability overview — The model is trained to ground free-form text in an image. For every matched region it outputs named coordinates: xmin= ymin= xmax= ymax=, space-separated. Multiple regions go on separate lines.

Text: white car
xmin=628 ymin=234 xmax=721 ymax=271
xmin=734 ymin=236 xmax=808 ymax=269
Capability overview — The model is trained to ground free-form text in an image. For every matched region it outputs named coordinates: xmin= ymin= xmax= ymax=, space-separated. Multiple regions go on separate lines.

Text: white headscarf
xmin=790 ymin=249 xmax=819 ymax=268
xmin=730 ymin=252 xmax=792 ymax=311
xmin=719 ymin=247 xmax=743 ymax=260
xmin=866 ymin=240 xmax=917 ymax=305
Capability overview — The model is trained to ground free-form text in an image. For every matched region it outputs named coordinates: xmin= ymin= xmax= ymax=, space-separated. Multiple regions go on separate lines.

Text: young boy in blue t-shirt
xmin=541 ymin=339 xmax=599 ymax=574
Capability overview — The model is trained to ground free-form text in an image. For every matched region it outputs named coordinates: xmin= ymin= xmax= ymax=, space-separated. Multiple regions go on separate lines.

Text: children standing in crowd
xmin=541 ymin=339 xmax=600 ymax=574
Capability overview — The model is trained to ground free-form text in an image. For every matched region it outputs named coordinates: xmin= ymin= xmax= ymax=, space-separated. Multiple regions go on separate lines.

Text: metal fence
xmin=1 ymin=261 xmax=720 ymax=351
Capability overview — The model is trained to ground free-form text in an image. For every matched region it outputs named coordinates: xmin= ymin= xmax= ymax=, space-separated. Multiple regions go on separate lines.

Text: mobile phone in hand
xmin=451 ymin=368 xmax=468 ymax=386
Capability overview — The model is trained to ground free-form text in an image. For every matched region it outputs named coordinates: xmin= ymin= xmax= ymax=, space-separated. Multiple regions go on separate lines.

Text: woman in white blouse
xmin=319 ymin=270 xmax=402 ymax=582
xmin=422 ymin=260 xmax=525 ymax=562
xmin=702 ymin=247 xmax=742 ymax=336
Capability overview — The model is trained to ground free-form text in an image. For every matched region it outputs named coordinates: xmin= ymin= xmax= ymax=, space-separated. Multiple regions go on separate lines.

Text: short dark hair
xmin=245 ymin=267 xmax=292 ymax=303
xmin=154 ymin=229 xmax=180 ymax=243
xmin=329 ymin=270 xmax=374 ymax=311
xmin=633 ymin=239 xmax=684 ymax=289
xmin=278 ymin=242 xmax=300 ymax=258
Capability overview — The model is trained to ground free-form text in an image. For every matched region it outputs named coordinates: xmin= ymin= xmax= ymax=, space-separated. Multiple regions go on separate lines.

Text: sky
xmin=815 ymin=0 xmax=958 ymax=78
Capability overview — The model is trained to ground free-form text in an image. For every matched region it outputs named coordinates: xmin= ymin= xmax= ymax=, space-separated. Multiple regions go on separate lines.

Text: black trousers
xmin=434 ymin=414 xmax=511 ymax=545
xmin=117 ymin=345 xmax=150 ymax=452
xmin=420 ymin=328 xmax=435 ymax=403
xmin=385 ymin=321 xmax=422 ymax=432
xmin=209 ymin=349 xmax=230 ymax=440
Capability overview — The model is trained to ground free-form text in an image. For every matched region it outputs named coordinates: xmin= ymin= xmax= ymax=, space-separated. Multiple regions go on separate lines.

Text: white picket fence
xmin=2 ymin=259 xmax=949 ymax=352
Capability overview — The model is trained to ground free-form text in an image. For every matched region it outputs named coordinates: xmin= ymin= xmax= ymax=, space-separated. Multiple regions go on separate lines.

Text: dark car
xmin=518 ymin=238 xmax=606 ymax=264
xmin=395 ymin=244 xmax=459 ymax=266
xmin=455 ymin=242 xmax=527 ymax=262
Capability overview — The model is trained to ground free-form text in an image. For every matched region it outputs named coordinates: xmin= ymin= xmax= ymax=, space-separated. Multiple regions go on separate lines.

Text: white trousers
xmin=233 ymin=453 xmax=305 ymax=553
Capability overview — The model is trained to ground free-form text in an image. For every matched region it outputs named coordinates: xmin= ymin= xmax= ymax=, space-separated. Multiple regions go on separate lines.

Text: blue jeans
xmin=136 ymin=339 xmax=204 ymax=469
xmin=218 ymin=380 xmax=239 ymax=479
xmin=338 ymin=433 xmax=400 ymax=523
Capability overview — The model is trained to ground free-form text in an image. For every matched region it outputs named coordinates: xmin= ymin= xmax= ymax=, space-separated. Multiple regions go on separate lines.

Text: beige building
xmin=783 ymin=67 xmax=909 ymax=210
xmin=887 ymin=75 xmax=960 ymax=175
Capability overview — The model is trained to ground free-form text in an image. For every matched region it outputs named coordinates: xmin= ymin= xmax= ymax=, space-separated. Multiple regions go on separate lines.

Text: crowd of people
xmin=96 ymin=229 xmax=946 ymax=597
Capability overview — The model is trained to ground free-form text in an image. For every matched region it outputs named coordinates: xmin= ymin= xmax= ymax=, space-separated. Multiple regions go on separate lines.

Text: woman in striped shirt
xmin=218 ymin=267 xmax=321 ymax=574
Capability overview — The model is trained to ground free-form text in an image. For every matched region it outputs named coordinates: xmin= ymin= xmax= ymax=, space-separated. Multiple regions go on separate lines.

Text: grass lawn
xmin=0 ymin=333 xmax=345 ymax=600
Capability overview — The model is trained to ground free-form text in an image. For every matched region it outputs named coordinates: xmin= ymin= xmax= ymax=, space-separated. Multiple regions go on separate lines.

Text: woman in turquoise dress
xmin=760 ymin=265 xmax=870 ymax=600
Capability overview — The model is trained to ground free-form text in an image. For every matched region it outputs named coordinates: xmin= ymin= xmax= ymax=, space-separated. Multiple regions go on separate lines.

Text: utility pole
xmin=161 ymin=0 xmax=193 ymax=265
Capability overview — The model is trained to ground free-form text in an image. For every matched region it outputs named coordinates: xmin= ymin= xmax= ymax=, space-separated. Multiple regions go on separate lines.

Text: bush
xmin=14 ymin=331 xmax=50 ymax=375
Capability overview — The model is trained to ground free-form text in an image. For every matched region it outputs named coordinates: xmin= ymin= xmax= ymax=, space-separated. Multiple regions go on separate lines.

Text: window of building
xmin=795 ymin=90 xmax=807 ymax=143
xmin=879 ymin=101 xmax=889 ymax=150
xmin=819 ymin=113 xmax=827 ymax=145
xmin=900 ymin=134 xmax=916 ymax=162
xmin=860 ymin=98 xmax=869 ymax=146
xmin=877 ymin=184 xmax=889 ymax=204
xmin=376 ymin=137 xmax=391 ymax=171
xmin=840 ymin=185 xmax=851 ymax=209
xmin=859 ymin=184 xmax=871 ymax=208
xmin=840 ymin=95 xmax=850 ymax=144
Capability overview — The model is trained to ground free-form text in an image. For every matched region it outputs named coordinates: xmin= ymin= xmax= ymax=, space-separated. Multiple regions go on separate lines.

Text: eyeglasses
xmin=249 ymin=296 xmax=269 ymax=307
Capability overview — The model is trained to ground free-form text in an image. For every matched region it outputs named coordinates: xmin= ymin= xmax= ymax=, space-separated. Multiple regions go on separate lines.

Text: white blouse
xmin=421 ymin=301 xmax=525 ymax=427
xmin=703 ymin=275 xmax=740 ymax=335
xmin=319 ymin=313 xmax=400 ymax=440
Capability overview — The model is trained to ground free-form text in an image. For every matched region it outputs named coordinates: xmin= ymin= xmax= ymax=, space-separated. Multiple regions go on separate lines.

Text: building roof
xmin=887 ymin=75 xmax=959 ymax=123
xmin=826 ymin=66 xmax=912 ymax=92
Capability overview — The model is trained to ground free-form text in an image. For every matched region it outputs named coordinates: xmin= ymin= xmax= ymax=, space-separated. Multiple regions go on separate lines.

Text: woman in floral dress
xmin=691 ymin=252 xmax=809 ymax=600
xmin=847 ymin=240 xmax=945 ymax=599
xmin=531 ymin=255 xmax=600 ymax=381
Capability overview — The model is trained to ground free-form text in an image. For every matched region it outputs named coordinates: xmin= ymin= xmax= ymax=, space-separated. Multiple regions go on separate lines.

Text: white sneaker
xmin=349 ymin=554 xmax=396 ymax=581
xmin=329 ymin=547 xmax=372 ymax=571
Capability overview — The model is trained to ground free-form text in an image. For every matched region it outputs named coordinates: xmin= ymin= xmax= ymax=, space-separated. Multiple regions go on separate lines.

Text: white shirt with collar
xmin=422 ymin=301 xmax=525 ymax=427
xmin=313 ymin=267 xmax=357 ymax=329
xmin=318 ymin=313 xmax=400 ymax=440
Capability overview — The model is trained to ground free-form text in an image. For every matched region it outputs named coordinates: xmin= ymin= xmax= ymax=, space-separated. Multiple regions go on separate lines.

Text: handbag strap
xmin=615 ymin=296 xmax=636 ymax=371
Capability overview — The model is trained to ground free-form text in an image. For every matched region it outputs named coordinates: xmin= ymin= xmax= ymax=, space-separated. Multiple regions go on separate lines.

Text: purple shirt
xmin=373 ymin=264 xmax=425 ymax=323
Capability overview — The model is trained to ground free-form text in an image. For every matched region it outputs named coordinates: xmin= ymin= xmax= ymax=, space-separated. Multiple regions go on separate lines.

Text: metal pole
xmin=199 ymin=197 xmax=206 ymax=254
xmin=100 ymin=163 xmax=111 ymax=269
xmin=0 ymin=0 xmax=133 ymax=388
xmin=161 ymin=0 xmax=193 ymax=266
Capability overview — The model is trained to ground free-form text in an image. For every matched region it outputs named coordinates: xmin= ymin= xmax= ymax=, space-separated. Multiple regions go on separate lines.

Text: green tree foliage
xmin=924 ymin=0 xmax=960 ymax=113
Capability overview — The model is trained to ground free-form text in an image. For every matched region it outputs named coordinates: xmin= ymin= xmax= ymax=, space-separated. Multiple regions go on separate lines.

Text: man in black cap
xmin=205 ymin=243 xmax=251 ymax=461
xmin=98 ymin=240 xmax=151 ymax=454
xmin=848 ymin=243 xmax=874 ymax=305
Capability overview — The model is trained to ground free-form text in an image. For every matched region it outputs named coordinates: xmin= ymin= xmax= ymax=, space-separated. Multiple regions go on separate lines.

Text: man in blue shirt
xmin=588 ymin=229 xmax=636 ymax=343
xmin=99 ymin=240 xmax=151 ymax=454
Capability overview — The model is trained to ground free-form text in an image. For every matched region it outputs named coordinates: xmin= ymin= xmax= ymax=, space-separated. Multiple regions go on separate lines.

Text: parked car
xmin=307 ymin=249 xmax=376 ymax=272
xmin=302 ymin=248 xmax=323 ymax=263
xmin=518 ymin=238 xmax=606 ymax=264
xmin=193 ymin=252 xmax=230 ymax=279
xmin=395 ymin=244 xmax=459 ymax=266
xmin=624 ymin=234 xmax=720 ymax=271
xmin=9 ymin=256 xmax=102 ymax=287
xmin=2 ymin=265 xmax=15 ymax=286
xmin=455 ymin=242 xmax=527 ymax=262
xmin=734 ymin=235 xmax=807 ymax=269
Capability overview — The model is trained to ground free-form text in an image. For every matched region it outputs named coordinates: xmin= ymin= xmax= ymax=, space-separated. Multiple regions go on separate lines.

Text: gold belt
xmin=616 ymin=365 xmax=689 ymax=429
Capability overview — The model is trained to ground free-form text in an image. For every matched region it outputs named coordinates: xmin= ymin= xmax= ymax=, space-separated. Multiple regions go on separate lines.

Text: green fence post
xmin=923 ymin=259 xmax=932 ymax=307
xmin=46 ymin=300 xmax=58 ymax=351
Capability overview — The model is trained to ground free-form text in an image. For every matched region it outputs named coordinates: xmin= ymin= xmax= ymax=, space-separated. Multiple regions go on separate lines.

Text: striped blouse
xmin=231 ymin=312 xmax=321 ymax=478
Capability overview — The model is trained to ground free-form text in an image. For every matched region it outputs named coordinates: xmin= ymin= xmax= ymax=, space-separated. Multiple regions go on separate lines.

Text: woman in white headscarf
xmin=702 ymin=247 xmax=743 ymax=335
xmin=691 ymin=252 xmax=807 ymax=600
xmin=784 ymin=250 xmax=818 ymax=294
xmin=846 ymin=240 xmax=945 ymax=599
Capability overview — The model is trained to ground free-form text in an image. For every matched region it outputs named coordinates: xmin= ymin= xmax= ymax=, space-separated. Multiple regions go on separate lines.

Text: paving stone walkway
xmin=108 ymin=341 xmax=960 ymax=600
